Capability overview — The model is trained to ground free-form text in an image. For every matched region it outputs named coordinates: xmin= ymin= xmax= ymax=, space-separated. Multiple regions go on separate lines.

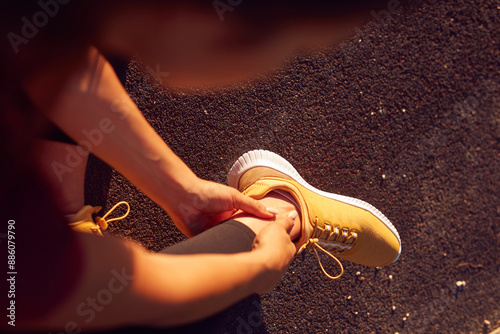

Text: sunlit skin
xmin=24 ymin=4 xmax=370 ymax=330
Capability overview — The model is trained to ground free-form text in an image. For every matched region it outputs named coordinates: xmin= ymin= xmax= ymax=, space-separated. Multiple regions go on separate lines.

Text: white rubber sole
xmin=228 ymin=149 xmax=401 ymax=260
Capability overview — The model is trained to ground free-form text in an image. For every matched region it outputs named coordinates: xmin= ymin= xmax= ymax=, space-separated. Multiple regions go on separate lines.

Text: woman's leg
xmin=35 ymin=138 xmax=300 ymax=334
xmin=159 ymin=193 xmax=300 ymax=334
xmin=161 ymin=192 xmax=301 ymax=254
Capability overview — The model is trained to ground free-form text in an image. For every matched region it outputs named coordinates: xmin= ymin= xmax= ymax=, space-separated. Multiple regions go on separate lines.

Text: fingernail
xmin=288 ymin=211 xmax=297 ymax=220
xmin=266 ymin=207 xmax=279 ymax=215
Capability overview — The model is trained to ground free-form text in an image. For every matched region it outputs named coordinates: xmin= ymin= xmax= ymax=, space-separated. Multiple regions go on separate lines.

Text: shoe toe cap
xmin=340 ymin=220 xmax=401 ymax=267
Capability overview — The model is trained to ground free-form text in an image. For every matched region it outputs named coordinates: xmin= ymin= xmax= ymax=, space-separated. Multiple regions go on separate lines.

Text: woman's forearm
xmin=26 ymin=48 xmax=199 ymax=224
xmin=36 ymin=233 xmax=272 ymax=330
xmin=26 ymin=47 xmax=275 ymax=237
xmin=133 ymin=247 xmax=270 ymax=327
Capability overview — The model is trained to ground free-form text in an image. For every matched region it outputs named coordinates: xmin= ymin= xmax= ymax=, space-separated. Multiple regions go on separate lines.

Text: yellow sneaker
xmin=66 ymin=201 xmax=130 ymax=236
xmin=228 ymin=150 xmax=401 ymax=279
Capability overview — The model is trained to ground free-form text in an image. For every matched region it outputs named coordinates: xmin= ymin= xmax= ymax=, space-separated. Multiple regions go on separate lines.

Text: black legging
xmin=160 ymin=219 xmax=256 ymax=255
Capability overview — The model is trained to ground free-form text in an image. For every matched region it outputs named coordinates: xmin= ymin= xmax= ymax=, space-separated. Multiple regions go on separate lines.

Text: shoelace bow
xmin=297 ymin=219 xmax=347 ymax=280
xmin=94 ymin=201 xmax=130 ymax=230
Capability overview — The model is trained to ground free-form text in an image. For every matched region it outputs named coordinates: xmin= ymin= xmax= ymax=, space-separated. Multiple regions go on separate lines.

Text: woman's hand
xmin=28 ymin=48 xmax=272 ymax=239
xmin=167 ymin=178 xmax=276 ymax=237
xmin=251 ymin=215 xmax=297 ymax=294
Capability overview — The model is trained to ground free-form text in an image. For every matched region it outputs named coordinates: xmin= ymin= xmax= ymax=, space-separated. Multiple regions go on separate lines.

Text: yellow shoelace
xmin=68 ymin=201 xmax=130 ymax=233
xmin=297 ymin=217 xmax=357 ymax=280
xmin=94 ymin=201 xmax=130 ymax=230
xmin=298 ymin=239 xmax=344 ymax=280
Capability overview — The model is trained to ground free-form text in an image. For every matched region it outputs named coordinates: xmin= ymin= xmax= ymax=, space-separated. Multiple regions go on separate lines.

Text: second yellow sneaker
xmin=66 ymin=201 xmax=130 ymax=236
xmin=228 ymin=150 xmax=401 ymax=279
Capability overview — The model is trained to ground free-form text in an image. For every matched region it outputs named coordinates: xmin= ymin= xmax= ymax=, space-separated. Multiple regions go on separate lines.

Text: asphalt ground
xmin=85 ymin=0 xmax=499 ymax=333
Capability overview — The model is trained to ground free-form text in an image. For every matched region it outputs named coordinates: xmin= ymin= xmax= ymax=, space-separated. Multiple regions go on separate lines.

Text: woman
xmin=0 ymin=0 xmax=404 ymax=331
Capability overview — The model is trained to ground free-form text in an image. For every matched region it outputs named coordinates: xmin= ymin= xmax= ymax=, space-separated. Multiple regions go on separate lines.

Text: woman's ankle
xmin=231 ymin=192 xmax=302 ymax=240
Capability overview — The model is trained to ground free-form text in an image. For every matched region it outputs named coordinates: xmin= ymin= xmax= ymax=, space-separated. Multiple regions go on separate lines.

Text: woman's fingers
xmin=230 ymin=189 xmax=276 ymax=219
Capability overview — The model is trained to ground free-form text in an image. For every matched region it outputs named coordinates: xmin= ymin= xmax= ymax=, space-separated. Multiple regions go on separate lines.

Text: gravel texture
xmin=86 ymin=0 xmax=500 ymax=333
